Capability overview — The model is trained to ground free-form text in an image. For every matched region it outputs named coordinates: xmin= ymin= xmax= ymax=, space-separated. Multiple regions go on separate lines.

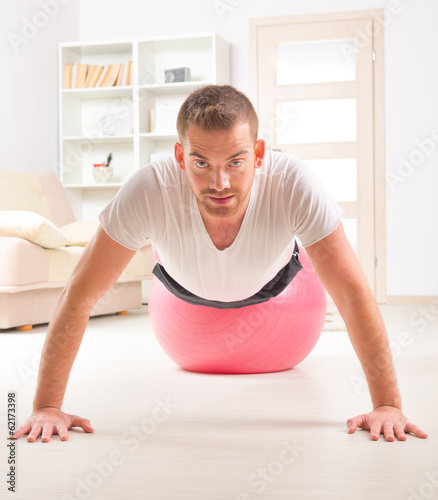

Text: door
xmin=250 ymin=11 xmax=386 ymax=301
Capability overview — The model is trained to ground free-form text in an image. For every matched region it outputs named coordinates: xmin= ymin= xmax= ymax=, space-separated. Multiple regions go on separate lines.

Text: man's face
xmin=175 ymin=121 xmax=265 ymax=219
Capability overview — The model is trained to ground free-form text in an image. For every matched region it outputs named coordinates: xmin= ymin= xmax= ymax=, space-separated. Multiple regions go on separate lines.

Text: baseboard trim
xmin=385 ymin=296 xmax=438 ymax=305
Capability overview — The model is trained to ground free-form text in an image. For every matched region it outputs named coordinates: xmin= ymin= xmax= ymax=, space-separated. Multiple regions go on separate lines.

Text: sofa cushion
xmin=60 ymin=220 xmax=153 ymax=248
xmin=0 ymin=211 xmax=67 ymax=249
xmin=0 ymin=237 xmax=49 ymax=286
xmin=0 ymin=169 xmax=55 ymax=223
xmin=61 ymin=220 xmax=100 ymax=246
xmin=0 ymin=237 xmax=150 ymax=287
xmin=46 ymin=246 xmax=149 ymax=282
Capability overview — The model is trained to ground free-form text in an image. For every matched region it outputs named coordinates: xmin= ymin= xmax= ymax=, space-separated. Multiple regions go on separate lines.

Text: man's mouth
xmin=208 ymin=195 xmax=235 ymax=205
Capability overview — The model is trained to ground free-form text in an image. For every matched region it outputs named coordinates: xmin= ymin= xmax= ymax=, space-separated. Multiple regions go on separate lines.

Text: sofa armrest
xmin=0 ymin=237 xmax=49 ymax=286
xmin=122 ymin=244 xmax=156 ymax=279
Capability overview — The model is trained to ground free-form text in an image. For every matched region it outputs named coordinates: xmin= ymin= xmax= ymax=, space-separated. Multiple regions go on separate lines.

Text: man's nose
xmin=209 ymin=167 xmax=230 ymax=192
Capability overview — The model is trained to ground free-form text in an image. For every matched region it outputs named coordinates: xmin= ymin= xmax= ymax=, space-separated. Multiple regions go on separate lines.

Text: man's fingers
xmin=82 ymin=419 xmax=95 ymax=433
xmin=10 ymin=412 xmax=94 ymax=443
xmin=27 ymin=424 xmax=42 ymax=442
xmin=347 ymin=415 xmax=366 ymax=433
xmin=41 ymin=423 xmax=54 ymax=443
xmin=383 ymin=422 xmax=395 ymax=442
xmin=10 ymin=423 xmax=31 ymax=440
xmin=394 ymin=424 xmax=407 ymax=441
xmin=405 ymin=422 xmax=428 ymax=439
xmin=370 ymin=422 xmax=381 ymax=441
xmin=71 ymin=416 xmax=94 ymax=433
xmin=346 ymin=418 xmax=357 ymax=433
xmin=55 ymin=426 xmax=69 ymax=441
xmin=346 ymin=410 xmax=428 ymax=441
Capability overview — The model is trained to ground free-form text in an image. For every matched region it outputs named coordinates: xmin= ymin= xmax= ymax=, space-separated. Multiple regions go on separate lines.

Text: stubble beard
xmin=198 ymin=189 xmax=248 ymax=219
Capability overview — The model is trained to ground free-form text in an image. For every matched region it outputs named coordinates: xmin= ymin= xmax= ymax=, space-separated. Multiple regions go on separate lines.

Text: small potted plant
xmin=93 ymin=152 xmax=114 ymax=183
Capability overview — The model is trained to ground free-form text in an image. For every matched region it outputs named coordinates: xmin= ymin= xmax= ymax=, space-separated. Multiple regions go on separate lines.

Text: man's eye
xmin=230 ymin=161 xmax=242 ymax=167
xmin=195 ymin=161 xmax=208 ymax=168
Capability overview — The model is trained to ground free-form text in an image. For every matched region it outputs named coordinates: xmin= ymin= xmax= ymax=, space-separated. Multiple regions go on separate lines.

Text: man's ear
xmin=254 ymin=138 xmax=266 ymax=169
xmin=174 ymin=142 xmax=186 ymax=170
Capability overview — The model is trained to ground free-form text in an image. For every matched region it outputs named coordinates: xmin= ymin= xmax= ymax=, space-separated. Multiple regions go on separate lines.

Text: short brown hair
xmin=176 ymin=84 xmax=258 ymax=145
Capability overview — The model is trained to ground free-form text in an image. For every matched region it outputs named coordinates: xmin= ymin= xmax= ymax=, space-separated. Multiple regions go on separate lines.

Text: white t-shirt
xmin=98 ymin=150 xmax=343 ymax=302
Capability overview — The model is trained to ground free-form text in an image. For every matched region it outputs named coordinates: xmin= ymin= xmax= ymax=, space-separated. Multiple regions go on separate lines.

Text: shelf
xmin=139 ymin=35 xmax=214 ymax=51
xmin=140 ymin=132 xmax=178 ymax=140
xmin=62 ymin=86 xmax=133 ymax=99
xmin=63 ymin=135 xmax=134 ymax=143
xmin=139 ymin=81 xmax=212 ymax=95
xmin=63 ymin=183 xmax=123 ymax=189
xmin=59 ymin=33 xmax=229 ymax=219
xmin=60 ymin=40 xmax=133 ymax=56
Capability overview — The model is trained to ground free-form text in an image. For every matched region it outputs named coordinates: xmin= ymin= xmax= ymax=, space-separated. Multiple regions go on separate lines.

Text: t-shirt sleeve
xmin=97 ymin=166 xmax=160 ymax=251
xmin=285 ymin=158 xmax=344 ymax=247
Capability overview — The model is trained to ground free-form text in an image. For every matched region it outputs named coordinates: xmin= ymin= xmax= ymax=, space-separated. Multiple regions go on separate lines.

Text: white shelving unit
xmin=59 ymin=33 xmax=230 ymax=220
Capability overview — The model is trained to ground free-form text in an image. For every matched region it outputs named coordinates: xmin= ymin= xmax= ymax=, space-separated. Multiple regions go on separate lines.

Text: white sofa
xmin=0 ymin=168 xmax=155 ymax=330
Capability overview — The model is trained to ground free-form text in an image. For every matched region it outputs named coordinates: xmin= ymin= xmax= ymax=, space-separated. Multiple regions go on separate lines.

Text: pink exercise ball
xmin=148 ymin=244 xmax=326 ymax=374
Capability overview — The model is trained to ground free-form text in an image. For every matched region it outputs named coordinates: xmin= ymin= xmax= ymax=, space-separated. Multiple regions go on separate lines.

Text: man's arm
xmin=11 ymin=225 xmax=137 ymax=442
xmin=304 ymin=222 xmax=428 ymax=441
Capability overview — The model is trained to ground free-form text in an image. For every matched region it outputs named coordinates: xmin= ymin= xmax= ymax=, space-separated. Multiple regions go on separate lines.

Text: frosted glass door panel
xmin=342 ymin=218 xmax=357 ymax=255
xmin=305 ymin=159 xmax=357 ymax=201
xmin=276 ymin=99 xmax=356 ymax=143
xmin=276 ymin=40 xmax=356 ymax=85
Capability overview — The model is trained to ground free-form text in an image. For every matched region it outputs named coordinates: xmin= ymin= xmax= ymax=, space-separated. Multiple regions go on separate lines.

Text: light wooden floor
xmin=1 ymin=303 xmax=437 ymax=500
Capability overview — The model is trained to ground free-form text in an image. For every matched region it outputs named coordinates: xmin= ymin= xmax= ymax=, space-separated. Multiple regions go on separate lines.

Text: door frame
xmin=249 ymin=9 xmax=387 ymax=303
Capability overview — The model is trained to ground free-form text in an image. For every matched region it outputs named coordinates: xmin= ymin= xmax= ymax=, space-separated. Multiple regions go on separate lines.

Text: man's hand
xmin=10 ymin=407 xmax=94 ymax=443
xmin=346 ymin=406 xmax=428 ymax=441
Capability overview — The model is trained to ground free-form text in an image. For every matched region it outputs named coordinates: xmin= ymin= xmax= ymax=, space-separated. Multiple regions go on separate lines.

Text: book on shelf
xmin=100 ymin=63 xmax=123 ymax=87
xmin=86 ymin=66 xmax=104 ymax=88
xmin=63 ymin=63 xmax=72 ymax=89
xmin=96 ymin=65 xmax=112 ymax=87
xmin=63 ymin=60 xmax=133 ymax=89
xmin=116 ymin=61 xmax=132 ymax=86
xmin=116 ymin=62 xmax=124 ymax=86
xmin=75 ymin=63 xmax=88 ymax=88
xmin=84 ymin=65 xmax=99 ymax=87
xmin=71 ymin=63 xmax=77 ymax=88
xmin=125 ymin=61 xmax=132 ymax=85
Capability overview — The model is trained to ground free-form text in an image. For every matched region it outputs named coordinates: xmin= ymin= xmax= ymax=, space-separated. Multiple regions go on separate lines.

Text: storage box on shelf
xmin=59 ymin=33 xmax=230 ymax=221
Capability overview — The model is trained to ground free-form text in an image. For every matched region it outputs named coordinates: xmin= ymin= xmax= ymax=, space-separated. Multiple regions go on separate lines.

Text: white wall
xmin=384 ymin=0 xmax=438 ymax=296
xmin=0 ymin=0 xmax=79 ymax=175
